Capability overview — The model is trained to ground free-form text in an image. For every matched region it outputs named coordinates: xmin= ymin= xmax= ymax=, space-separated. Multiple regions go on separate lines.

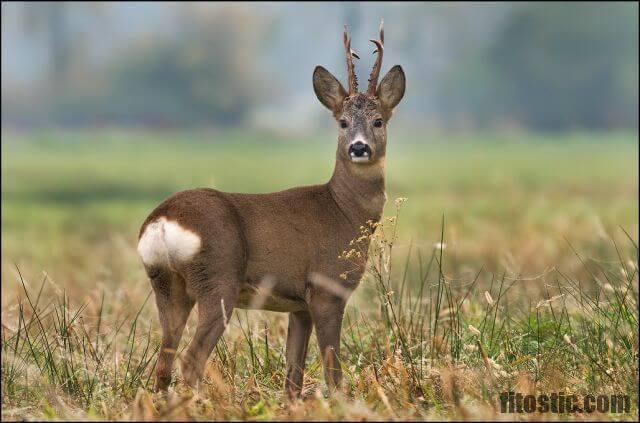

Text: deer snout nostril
xmin=348 ymin=142 xmax=371 ymax=158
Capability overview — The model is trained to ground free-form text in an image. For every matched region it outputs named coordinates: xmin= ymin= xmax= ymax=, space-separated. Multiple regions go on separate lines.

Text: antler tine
xmin=367 ymin=20 xmax=384 ymax=95
xmin=344 ymin=24 xmax=359 ymax=95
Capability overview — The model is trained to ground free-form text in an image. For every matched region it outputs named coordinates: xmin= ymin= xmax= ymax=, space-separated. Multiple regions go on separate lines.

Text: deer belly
xmin=235 ymin=282 xmax=307 ymax=313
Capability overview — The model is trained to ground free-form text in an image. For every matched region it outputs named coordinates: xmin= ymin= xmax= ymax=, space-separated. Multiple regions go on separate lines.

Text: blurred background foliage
xmin=2 ymin=1 xmax=638 ymax=131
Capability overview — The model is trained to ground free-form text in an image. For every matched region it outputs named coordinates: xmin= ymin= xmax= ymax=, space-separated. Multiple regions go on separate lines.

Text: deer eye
xmin=339 ymin=120 xmax=348 ymax=129
xmin=373 ymin=119 xmax=383 ymax=128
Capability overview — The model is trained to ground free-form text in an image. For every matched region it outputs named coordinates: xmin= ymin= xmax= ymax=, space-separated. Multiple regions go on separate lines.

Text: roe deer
xmin=137 ymin=22 xmax=405 ymax=398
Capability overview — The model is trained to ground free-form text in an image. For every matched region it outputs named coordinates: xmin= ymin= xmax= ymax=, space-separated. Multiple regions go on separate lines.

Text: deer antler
xmin=343 ymin=25 xmax=359 ymax=96
xmin=367 ymin=20 xmax=384 ymax=96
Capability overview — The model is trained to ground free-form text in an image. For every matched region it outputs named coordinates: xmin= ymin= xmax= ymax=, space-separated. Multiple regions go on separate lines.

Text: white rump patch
xmin=137 ymin=220 xmax=166 ymax=266
xmin=137 ymin=217 xmax=201 ymax=267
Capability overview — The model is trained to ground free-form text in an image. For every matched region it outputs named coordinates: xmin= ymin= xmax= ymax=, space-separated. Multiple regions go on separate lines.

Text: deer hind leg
xmin=147 ymin=266 xmax=195 ymax=391
xmin=285 ymin=310 xmax=313 ymax=399
xmin=180 ymin=261 xmax=241 ymax=388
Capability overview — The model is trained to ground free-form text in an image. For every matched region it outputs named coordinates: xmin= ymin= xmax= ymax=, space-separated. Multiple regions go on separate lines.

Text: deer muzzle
xmin=348 ymin=141 xmax=372 ymax=163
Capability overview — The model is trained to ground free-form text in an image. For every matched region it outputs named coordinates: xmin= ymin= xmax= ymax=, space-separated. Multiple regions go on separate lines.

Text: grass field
xmin=1 ymin=129 xmax=638 ymax=420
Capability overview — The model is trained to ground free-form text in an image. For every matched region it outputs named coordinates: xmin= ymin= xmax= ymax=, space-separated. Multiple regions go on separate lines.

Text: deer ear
xmin=313 ymin=66 xmax=347 ymax=114
xmin=376 ymin=65 xmax=405 ymax=117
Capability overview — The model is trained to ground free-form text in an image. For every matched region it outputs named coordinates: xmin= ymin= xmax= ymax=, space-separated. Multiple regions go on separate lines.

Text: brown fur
xmin=139 ymin=35 xmax=405 ymax=398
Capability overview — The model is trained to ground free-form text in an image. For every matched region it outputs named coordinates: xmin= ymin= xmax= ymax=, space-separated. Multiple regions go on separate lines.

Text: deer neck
xmin=327 ymin=151 xmax=387 ymax=225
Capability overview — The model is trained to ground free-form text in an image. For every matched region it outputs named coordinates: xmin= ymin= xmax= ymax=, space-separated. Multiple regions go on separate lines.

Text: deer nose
xmin=348 ymin=141 xmax=371 ymax=158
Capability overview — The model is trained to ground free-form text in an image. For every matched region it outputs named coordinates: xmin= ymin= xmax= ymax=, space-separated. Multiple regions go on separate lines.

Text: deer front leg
xmin=310 ymin=299 xmax=346 ymax=392
xmin=284 ymin=311 xmax=313 ymax=399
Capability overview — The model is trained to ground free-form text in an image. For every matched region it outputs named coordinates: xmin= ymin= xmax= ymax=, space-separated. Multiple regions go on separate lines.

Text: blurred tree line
xmin=438 ymin=2 xmax=638 ymax=130
xmin=2 ymin=2 xmax=637 ymax=131
xmin=4 ymin=4 xmax=268 ymax=127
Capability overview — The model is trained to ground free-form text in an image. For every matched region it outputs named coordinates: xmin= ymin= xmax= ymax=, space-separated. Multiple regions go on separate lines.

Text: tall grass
xmin=2 ymin=202 xmax=637 ymax=420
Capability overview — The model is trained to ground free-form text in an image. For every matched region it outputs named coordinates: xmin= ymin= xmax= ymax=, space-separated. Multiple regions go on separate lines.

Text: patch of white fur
xmin=162 ymin=219 xmax=201 ymax=263
xmin=137 ymin=220 xmax=166 ymax=266
xmin=137 ymin=217 xmax=201 ymax=267
xmin=349 ymin=154 xmax=371 ymax=163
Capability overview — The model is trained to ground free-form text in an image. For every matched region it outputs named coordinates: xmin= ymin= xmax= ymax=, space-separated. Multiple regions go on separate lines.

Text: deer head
xmin=313 ymin=21 xmax=406 ymax=166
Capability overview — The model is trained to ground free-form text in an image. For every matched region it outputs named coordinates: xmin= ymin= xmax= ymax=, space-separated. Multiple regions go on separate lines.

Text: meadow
xmin=1 ymin=129 xmax=638 ymax=420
